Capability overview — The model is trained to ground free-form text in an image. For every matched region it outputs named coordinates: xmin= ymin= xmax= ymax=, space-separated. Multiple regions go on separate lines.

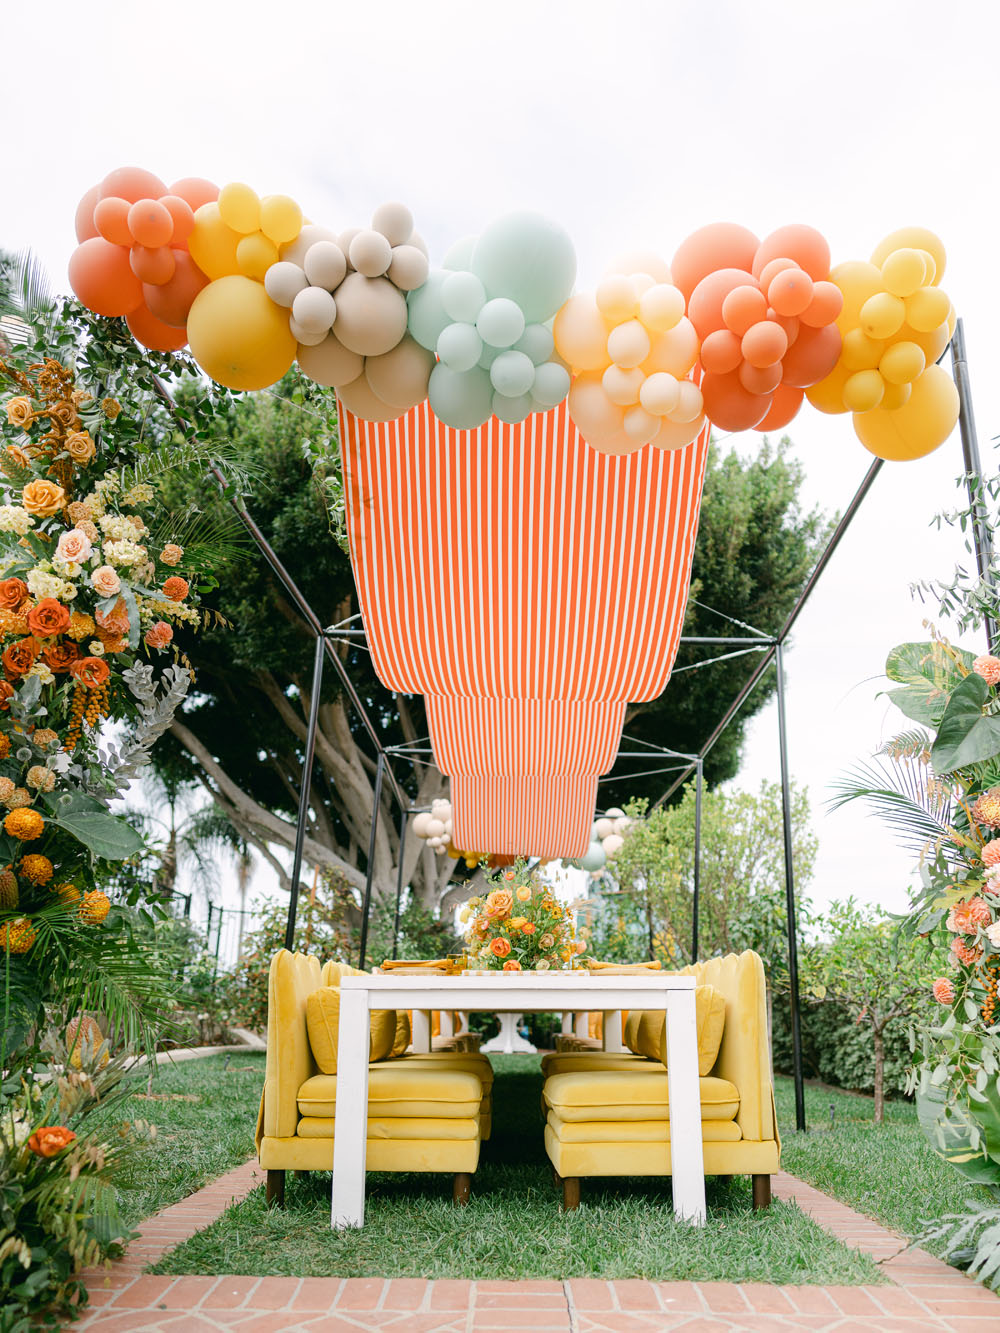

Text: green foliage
xmin=884 ymin=639 xmax=974 ymax=727
xmin=918 ymin=1199 xmax=1000 ymax=1292
xmin=771 ymin=992 xmax=919 ymax=1099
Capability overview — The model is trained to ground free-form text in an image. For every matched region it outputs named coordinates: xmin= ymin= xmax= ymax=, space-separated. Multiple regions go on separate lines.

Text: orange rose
xmin=43 ymin=641 xmax=79 ymax=674
xmin=159 ymin=543 xmax=183 ymax=566
xmin=6 ymin=396 xmax=32 ymax=427
xmin=489 ymin=936 xmax=512 ymax=959
xmin=22 ymin=479 xmax=66 ymax=517
xmin=27 ymin=598 xmax=71 ymax=638
xmin=162 ymin=576 xmax=189 ymax=601
xmin=502 ymin=959 xmax=522 ymax=971
xmin=70 ymin=656 xmax=110 ymax=689
xmin=0 ymin=578 xmax=27 ymax=611
xmin=0 ymin=680 xmax=13 ymax=710
xmin=28 ymin=1125 xmax=76 ymax=1158
xmin=3 ymin=637 xmax=38 ymax=679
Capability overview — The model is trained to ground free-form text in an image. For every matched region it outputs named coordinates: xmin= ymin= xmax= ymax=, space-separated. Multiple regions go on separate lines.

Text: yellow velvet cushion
xmin=543 ymin=1070 xmax=740 ymax=1122
xmin=391 ymin=1010 xmax=411 ymax=1057
xmin=623 ymin=1012 xmax=642 ymax=1052
xmin=546 ymin=1109 xmax=742 ymax=1143
xmin=297 ymin=1115 xmax=481 ymax=1140
xmin=633 ymin=984 xmax=727 ymax=1076
xmin=297 ymin=1065 xmax=483 ymax=1118
xmin=305 ymin=987 xmax=397 ymax=1073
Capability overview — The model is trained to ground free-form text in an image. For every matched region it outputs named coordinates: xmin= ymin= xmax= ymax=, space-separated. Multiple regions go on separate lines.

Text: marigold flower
xmin=0 ymin=578 xmax=27 ymax=611
xmin=162 ymin=576 xmax=189 ymax=601
xmin=5 ymin=396 xmax=32 ymax=427
xmin=159 ymin=543 xmax=183 ymax=566
xmin=80 ymin=889 xmax=111 ymax=924
xmin=4 ymin=808 xmax=44 ymax=841
xmin=932 ymin=977 xmax=955 ymax=1004
xmin=2 ymin=637 xmax=38 ymax=679
xmin=950 ymin=936 xmax=982 ymax=966
xmin=489 ymin=936 xmax=512 ymax=959
xmin=19 ymin=854 xmax=53 ymax=885
xmin=65 ymin=431 xmax=95 ymax=464
xmin=0 ymin=917 xmax=36 ymax=953
xmin=54 ymin=882 xmax=80 ymax=904
xmin=70 ymin=656 xmax=110 ymax=689
xmin=502 ymin=959 xmax=522 ymax=971
xmin=25 ymin=766 xmax=55 ymax=793
xmin=27 ymin=1125 xmax=76 ymax=1157
xmin=974 ymin=655 xmax=1000 ymax=686
xmin=0 ymin=735 xmax=8 ymax=758
xmin=21 ymin=479 xmax=66 ymax=517
xmin=27 ymin=598 xmax=71 ymax=639
xmin=972 ymin=788 xmax=1000 ymax=830
xmin=4 ymin=788 xmax=32 ymax=810
xmin=144 ymin=621 xmax=173 ymax=651
xmin=67 ymin=611 xmax=96 ymax=641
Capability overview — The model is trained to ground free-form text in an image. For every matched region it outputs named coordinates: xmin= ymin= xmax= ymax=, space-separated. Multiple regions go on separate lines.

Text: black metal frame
xmin=155 ymin=322 xmax=992 ymax=1138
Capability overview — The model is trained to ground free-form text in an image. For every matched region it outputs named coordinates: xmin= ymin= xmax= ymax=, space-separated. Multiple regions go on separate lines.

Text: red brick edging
xmin=76 ymin=1162 xmax=1000 ymax=1331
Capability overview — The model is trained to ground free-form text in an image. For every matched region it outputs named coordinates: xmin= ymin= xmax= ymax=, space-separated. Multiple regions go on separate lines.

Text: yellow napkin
xmin=585 ymin=959 xmax=663 ymax=973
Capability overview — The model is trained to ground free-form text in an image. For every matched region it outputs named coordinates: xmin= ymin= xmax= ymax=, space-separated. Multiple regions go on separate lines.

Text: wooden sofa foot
xmin=562 ymin=1176 xmax=580 ymax=1212
xmin=453 ymin=1172 xmax=472 ymax=1206
xmin=293 ymin=1170 xmax=308 ymax=1180
xmin=752 ymin=1173 xmax=771 ymax=1210
xmin=552 ymin=1166 xmax=562 ymax=1190
xmin=266 ymin=1169 xmax=285 ymax=1208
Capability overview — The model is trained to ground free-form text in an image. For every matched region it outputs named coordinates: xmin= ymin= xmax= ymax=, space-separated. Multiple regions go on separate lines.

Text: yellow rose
xmin=65 ymin=431 xmax=96 ymax=464
xmin=508 ymin=916 xmax=527 ymax=931
xmin=22 ymin=480 xmax=66 ymax=517
xmin=6 ymin=397 xmax=32 ymax=428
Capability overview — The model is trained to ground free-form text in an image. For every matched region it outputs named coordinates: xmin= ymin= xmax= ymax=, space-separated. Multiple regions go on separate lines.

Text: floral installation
xmin=460 ymin=859 xmax=587 ymax=971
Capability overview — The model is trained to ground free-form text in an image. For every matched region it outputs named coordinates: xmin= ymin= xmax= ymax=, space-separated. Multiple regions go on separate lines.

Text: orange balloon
xmin=753 ymin=225 xmax=830 ymax=282
xmin=767 ymin=269 xmax=814 ymax=317
xmin=688 ymin=268 xmax=756 ymax=338
xmin=756 ymin=384 xmax=804 ymax=431
xmin=799 ymin=280 xmax=843 ymax=328
xmin=738 ymin=361 xmax=783 ymax=395
xmin=129 ymin=245 xmax=176 ymax=286
xmin=94 ymin=197 xmax=133 ymax=247
xmin=780 ymin=323 xmax=841 ymax=388
xmin=721 ymin=285 xmax=767 ymax=336
xmin=741 ymin=320 xmax=788 ymax=368
xmin=700 ymin=329 xmax=743 ymax=374
xmin=758 ymin=257 xmax=797 ymax=290
xmin=99 ymin=166 xmax=166 ymax=204
xmin=671 ymin=223 xmax=759 ymax=300
xmin=68 ymin=238 xmax=144 ymax=317
xmin=701 ymin=370 xmax=771 ymax=432
xmin=74 ymin=185 xmax=100 ymax=242
xmin=169 ymin=177 xmax=220 ymax=211
xmin=159 ymin=195 xmax=196 ymax=246
xmin=769 ymin=311 xmax=800 ymax=346
xmin=126 ymin=302 xmax=189 ymax=353
xmin=128 ymin=199 xmax=173 ymax=247
xmin=143 ymin=251 xmax=209 ymax=327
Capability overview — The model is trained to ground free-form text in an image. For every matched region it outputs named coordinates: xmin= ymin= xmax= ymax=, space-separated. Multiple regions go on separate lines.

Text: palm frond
xmin=0 ymin=248 xmax=55 ymax=333
xmin=113 ymin=436 xmax=265 ymax=501
xmin=829 ymin=756 xmax=970 ymax=863
xmin=146 ymin=504 xmax=251 ymax=570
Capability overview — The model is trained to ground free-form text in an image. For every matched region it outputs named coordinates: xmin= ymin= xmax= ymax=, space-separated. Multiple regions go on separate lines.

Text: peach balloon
xmin=767 ymin=269 xmax=814 ymax=318
xmin=756 ymin=384 xmax=804 ymax=431
xmin=187 ymin=276 xmax=297 ymax=391
xmin=606 ymin=319 xmax=650 ymax=368
xmin=673 ymin=379 xmax=704 ymax=424
xmin=128 ymin=199 xmax=173 ymax=248
xmin=74 ymin=185 xmax=100 ymax=242
xmin=753 ymin=225 xmax=830 ymax=282
xmin=721 ymin=285 xmax=767 ymax=337
xmin=700 ymin=329 xmax=743 ymax=374
xmin=741 ymin=320 xmax=788 ymax=368
xmin=769 ymin=311 xmax=800 ymax=347
xmin=99 ymin=166 xmax=167 ymax=204
xmin=568 ymin=372 xmax=630 ymax=453
xmin=780 ymin=324 xmax=841 ymax=387
xmin=642 ymin=318 xmax=699 ymax=378
xmin=94 ymin=197 xmax=133 ymax=247
xmin=553 ymin=293 xmax=612 ymax=373
xmin=701 ymin=370 xmax=771 ymax=432
xmin=652 ymin=415 xmax=705 ymax=451
xmin=169 ymin=177 xmax=220 ymax=211
xmin=688 ymin=269 xmax=757 ymax=338
xmin=129 ymin=245 xmax=175 ymax=286
xmin=758 ymin=257 xmax=797 ymax=290
xmin=606 ymin=250 xmax=672 ymax=284
xmin=143 ymin=251 xmax=209 ymax=327
xmin=671 ymin=224 xmax=759 ymax=300
xmin=159 ymin=195 xmax=196 ymax=246
xmin=68 ymin=238 xmax=144 ymax=316
xmin=125 ymin=302 xmax=189 ymax=353
xmin=738 ymin=361 xmax=783 ymax=395
xmin=603 ymin=364 xmax=645 ymax=406
xmin=799 ymin=280 xmax=843 ymax=328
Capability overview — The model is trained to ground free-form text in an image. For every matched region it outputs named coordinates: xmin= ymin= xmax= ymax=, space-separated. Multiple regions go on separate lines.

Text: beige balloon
xmin=371 ymin=201 xmax=414 ymax=247
xmin=387 ymin=244 xmax=430 ymax=291
xmin=303 ymin=241 xmax=347 ymax=292
xmin=349 ymin=229 xmax=393 ymax=277
xmin=365 ymin=334 xmax=433 ymax=409
xmin=333 ymin=272 xmax=408 ymax=356
xmin=281 ymin=224 xmax=338 ymax=268
xmin=337 ymin=371 xmax=407 ymax=422
xmin=407 ymin=232 xmax=429 ymax=258
xmin=291 ymin=285 xmax=337 ymax=335
xmin=264 ymin=261 xmax=308 ymax=308
xmin=288 ymin=316 xmax=328 ymax=347
xmin=338 ymin=228 xmax=360 ymax=269
xmin=296 ymin=331 xmax=364 ymax=387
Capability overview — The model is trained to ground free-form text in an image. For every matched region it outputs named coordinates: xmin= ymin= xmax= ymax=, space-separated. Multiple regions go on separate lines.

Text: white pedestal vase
xmin=480 ymin=1012 xmax=537 ymax=1054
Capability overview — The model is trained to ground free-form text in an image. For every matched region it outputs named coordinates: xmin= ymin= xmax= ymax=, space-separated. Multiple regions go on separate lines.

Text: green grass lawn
xmin=148 ymin=1054 xmax=881 ymax=1284
xmin=774 ymin=1074 xmax=995 ymax=1253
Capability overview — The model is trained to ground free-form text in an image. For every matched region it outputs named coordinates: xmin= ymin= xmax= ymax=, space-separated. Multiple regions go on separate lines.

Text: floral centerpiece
xmin=460 ymin=860 xmax=586 ymax=971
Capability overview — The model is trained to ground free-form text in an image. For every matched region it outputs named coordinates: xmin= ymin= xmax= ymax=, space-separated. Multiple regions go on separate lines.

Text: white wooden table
xmin=332 ymin=972 xmax=706 ymax=1228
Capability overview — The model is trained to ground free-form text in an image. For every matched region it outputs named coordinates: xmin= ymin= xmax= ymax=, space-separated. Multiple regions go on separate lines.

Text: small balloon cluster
xmin=566 ymin=808 xmax=633 ymax=879
xmin=70 ymin=166 xmax=219 ymax=352
xmin=411 ymin=798 xmax=454 ymax=854
xmin=554 ymin=252 xmax=704 ymax=454
xmin=671 ymin=223 xmax=843 ymax=434
xmin=408 ymin=212 xmax=577 ymax=429
xmin=806 ymin=226 xmax=959 ymax=461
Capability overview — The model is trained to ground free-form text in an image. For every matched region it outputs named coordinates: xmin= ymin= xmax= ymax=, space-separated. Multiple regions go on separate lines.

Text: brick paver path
xmin=77 ymin=1162 xmax=1000 ymax=1331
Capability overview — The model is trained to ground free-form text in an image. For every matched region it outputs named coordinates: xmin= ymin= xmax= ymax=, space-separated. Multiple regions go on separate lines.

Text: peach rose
xmin=485 ymin=888 xmax=514 ymax=918
xmin=43 ymin=641 xmax=79 ymax=674
xmin=55 ymin=529 xmax=93 ymax=564
xmin=90 ymin=565 xmax=121 ymax=597
xmin=3 ymin=637 xmax=38 ymax=679
xmin=515 ymin=886 xmax=532 ymax=902
xmin=70 ymin=656 xmax=110 ymax=689
xmin=932 ymin=978 xmax=955 ymax=1004
xmin=27 ymin=598 xmax=71 ymax=638
xmin=28 ymin=1125 xmax=76 ymax=1158
xmin=159 ymin=543 xmax=183 ymax=566
xmin=50 ymin=401 xmax=79 ymax=430
xmin=0 ymin=578 xmax=27 ymax=611
xmin=162 ymin=576 xmax=189 ymax=601
xmin=22 ymin=480 xmax=66 ymax=517
xmin=6 ymin=396 xmax=32 ymax=428
xmin=65 ymin=431 xmax=95 ymax=464
xmin=502 ymin=959 xmax=522 ymax=971
xmin=144 ymin=621 xmax=173 ymax=650
xmin=489 ymin=936 xmax=512 ymax=959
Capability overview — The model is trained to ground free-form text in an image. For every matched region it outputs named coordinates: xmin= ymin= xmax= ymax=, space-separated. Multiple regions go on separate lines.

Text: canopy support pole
xmin=951 ymin=318 xmax=995 ymax=650
xmin=391 ymin=808 xmax=408 ymax=960
xmin=775 ymin=641 xmax=805 ymax=1132
xmin=284 ymin=632 xmax=325 ymax=952
xmin=358 ymin=751 xmax=386 ymax=970
xmin=691 ymin=758 xmax=703 ymax=962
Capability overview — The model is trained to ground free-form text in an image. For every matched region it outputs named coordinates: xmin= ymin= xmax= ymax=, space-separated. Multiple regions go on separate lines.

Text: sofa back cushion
xmin=306 ymin=986 xmax=397 ymax=1073
xmin=391 ymin=1009 xmax=412 ymax=1057
xmin=632 ymin=984 xmax=726 ymax=1076
xmin=263 ymin=949 xmax=323 ymax=1139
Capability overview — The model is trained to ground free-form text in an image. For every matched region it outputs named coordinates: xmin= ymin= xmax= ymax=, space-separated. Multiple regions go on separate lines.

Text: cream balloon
xmin=281 ymin=224 xmax=338 ymax=268
xmin=607 ymin=319 xmax=651 ymax=368
xmin=263 ymin=261 xmax=308 ymax=308
xmin=602 ymin=364 xmax=644 ymax=406
xmin=387 ymin=244 xmax=429 ymax=291
xmin=638 ymin=371 xmax=680 ymax=416
xmin=350 ymin=229 xmax=393 ymax=277
xmin=288 ymin=316 xmax=329 ymax=347
xmin=602 ymin=833 xmax=624 ymax=857
xmin=639 ymin=284 xmax=685 ymax=333
xmin=304 ymin=241 xmax=347 ymax=291
xmin=291 ymin=285 xmax=337 ymax=335
xmin=652 ymin=415 xmax=704 ymax=451
xmin=553 ymin=293 xmax=612 ymax=373
xmin=672 ymin=379 xmax=704 ymax=424
xmin=371 ymin=201 xmax=414 ymax=247
xmin=412 ymin=812 xmax=433 ymax=838
xmin=593 ymin=817 xmax=614 ymax=839
xmin=642 ymin=318 xmax=699 ymax=377
xmin=606 ymin=249 xmax=672 ymax=284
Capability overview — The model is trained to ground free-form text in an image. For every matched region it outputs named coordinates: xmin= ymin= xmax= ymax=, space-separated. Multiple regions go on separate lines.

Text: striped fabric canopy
xmin=341 ymin=400 xmax=710 ymax=859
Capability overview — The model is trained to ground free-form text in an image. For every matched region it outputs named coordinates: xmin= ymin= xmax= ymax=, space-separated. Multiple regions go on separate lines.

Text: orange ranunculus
xmin=521 ymin=922 xmax=536 ymax=934
xmin=43 ymin=641 xmax=79 ymax=674
xmin=489 ymin=936 xmax=512 ymax=959
xmin=0 ymin=578 xmax=27 ymax=611
xmin=26 ymin=598 xmax=70 ymax=638
xmin=3 ymin=637 xmax=38 ymax=679
xmin=70 ymin=656 xmax=110 ymax=689
xmin=95 ymin=598 xmax=129 ymax=634
xmin=502 ymin=959 xmax=522 ymax=971
xmin=515 ymin=886 xmax=531 ymax=902
xmin=0 ymin=681 xmax=13 ymax=710
xmin=28 ymin=1125 xmax=76 ymax=1158
xmin=162 ymin=576 xmax=189 ymax=601
xmin=503 ymin=869 xmax=516 ymax=881
xmin=21 ymin=479 xmax=66 ymax=517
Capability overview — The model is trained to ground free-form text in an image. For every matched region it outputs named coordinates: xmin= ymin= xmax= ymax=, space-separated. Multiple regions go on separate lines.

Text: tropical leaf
xmin=828 ymin=757 xmax=970 ymax=862
xmin=113 ymin=436 xmax=265 ymax=500
xmin=931 ymin=672 xmax=1000 ymax=773
xmin=146 ymin=504 xmax=251 ymax=571
xmin=917 ymin=1081 xmax=1000 ymax=1183
xmin=884 ymin=639 xmax=974 ymax=726
xmin=49 ymin=811 xmax=146 ymax=861
xmin=0 ymin=247 xmax=56 ymax=334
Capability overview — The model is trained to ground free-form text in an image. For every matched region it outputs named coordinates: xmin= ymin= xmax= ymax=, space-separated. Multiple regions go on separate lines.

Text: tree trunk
xmin=872 ymin=1026 xmax=885 ymax=1125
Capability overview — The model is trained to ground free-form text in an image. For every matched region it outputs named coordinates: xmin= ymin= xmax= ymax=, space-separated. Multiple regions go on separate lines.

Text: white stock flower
xmin=0 ymin=506 xmax=34 ymax=536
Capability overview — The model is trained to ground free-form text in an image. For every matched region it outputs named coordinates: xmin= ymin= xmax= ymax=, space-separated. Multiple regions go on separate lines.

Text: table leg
xmin=561 ymin=1012 xmax=572 ymax=1035
xmin=602 ymin=1010 xmax=625 ymax=1053
xmin=574 ymin=1011 xmax=589 ymax=1040
xmin=440 ymin=1010 xmax=455 ymax=1038
xmin=664 ymin=991 xmax=706 ymax=1225
xmin=411 ymin=1009 xmax=431 ymax=1052
xmin=331 ymin=987 xmax=370 ymax=1229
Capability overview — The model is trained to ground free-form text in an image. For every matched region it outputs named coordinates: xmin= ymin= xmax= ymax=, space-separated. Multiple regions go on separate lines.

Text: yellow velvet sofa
xmin=541 ymin=951 xmax=780 ymax=1211
xmin=255 ymin=950 xmax=493 ymax=1207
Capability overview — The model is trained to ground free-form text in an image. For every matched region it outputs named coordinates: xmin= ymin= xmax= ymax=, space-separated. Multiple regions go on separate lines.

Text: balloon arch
xmin=69 ymin=167 xmax=985 ymax=1130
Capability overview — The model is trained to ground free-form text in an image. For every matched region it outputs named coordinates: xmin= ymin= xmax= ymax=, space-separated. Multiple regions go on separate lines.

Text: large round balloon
xmin=296 ymin=332 xmax=364 ymax=388
xmin=853 ymin=364 xmax=959 ymax=461
xmin=189 ymin=203 xmax=241 ymax=279
xmin=125 ymin=302 xmax=189 ymax=353
xmin=187 ymin=276 xmax=296 ymax=390
xmin=470 ymin=211 xmax=576 ymax=322
xmin=338 ymin=372 xmax=407 ymax=423
xmin=428 ymin=363 xmax=494 ymax=430
xmin=143 ymin=250 xmax=209 ymax=327
xmin=671 ymin=223 xmax=759 ymax=300
xmin=68 ymin=238 xmax=143 ymax=316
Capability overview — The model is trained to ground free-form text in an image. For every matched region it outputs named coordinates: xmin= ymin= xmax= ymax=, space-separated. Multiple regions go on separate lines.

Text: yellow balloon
xmin=187 ymin=276 xmax=296 ymax=391
xmin=853 ymin=364 xmax=959 ymax=461
xmin=830 ymin=260 xmax=883 ymax=330
xmin=880 ymin=248 xmax=926 ymax=298
xmin=260 ymin=194 xmax=303 ymax=245
xmin=806 ymin=360 xmax=852 ymax=414
xmin=236 ymin=232 xmax=279 ymax=281
xmin=905 ymin=308 xmax=954 ymax=364
xmin=218 ymin=182 xmax=261 ymax=235
xmin=871 ymin=227 xmax=946 ymax=285
xmin=843 ymin=369 xmax=885 ymax=412
xmin=879 ymin=340 xmax=925 ymax=385
xmin=841 ymin=328 xmax=884 ymax=371
xmin=188 ymin=203 xmax=241 ymax=279
xmin=860 ymin=292 xmax=906 ymax=340
xmin=904 ymin=285 xmax=952 ymax=334
xmin=880 ymin=381 xmax=912 ymax=411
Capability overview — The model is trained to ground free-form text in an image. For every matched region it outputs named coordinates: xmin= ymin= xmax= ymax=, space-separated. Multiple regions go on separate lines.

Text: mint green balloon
xmin=407 ymin=270 xmax=450 ymax=351
xmin=471 ymin=211 xmax=577 ymax=322
xmin=437 ymin=321 xmax=482 ymax=373
xmin=490 ymin=350 xmax=535 ymax=398
xmin=428 ymin=363 xmax=493 ymax=430
xmin=515 ymin=322 xmax=555 ymax=365
xmin=476 ymin=297 xmax=524 ymax=349
xmin=492 ymin=390 xmax=533 ymax=425
xmin=443 ymin=235 xmax=477 ymax=271
xmin=531 ymin=361 xmax=571 ymax=409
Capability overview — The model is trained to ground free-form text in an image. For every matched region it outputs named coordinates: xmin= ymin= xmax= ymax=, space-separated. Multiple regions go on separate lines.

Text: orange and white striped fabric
xmin=340 ymin=400 xmax=710 ymax=858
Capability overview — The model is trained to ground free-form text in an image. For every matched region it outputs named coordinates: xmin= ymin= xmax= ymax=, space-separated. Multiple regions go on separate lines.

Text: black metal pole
xmin=391 ymin=808 xmax=408 ymax=960
xmin=692 ymin=758 xmax=703 ymax=962
xmin=284 ymin=633 xmax=326 ymax=952
xmin=358 ymin=751 xmax=386 ymax=970
xmin=950 ymin=319 xmax=996 ymax=651
xmin=775 ymin=642 xmax=806 ymax=1132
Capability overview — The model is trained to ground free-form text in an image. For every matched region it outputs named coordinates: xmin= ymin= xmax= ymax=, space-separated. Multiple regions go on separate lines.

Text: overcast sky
xmin=5 ymin=0 xmax=1000 ymax=927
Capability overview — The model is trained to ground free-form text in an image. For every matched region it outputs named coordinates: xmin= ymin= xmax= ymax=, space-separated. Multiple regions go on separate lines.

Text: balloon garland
xmin=563 ymin=808 xmax=634 ymax=879
xmin=69 ymin=168 xmax=960 ymax=462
